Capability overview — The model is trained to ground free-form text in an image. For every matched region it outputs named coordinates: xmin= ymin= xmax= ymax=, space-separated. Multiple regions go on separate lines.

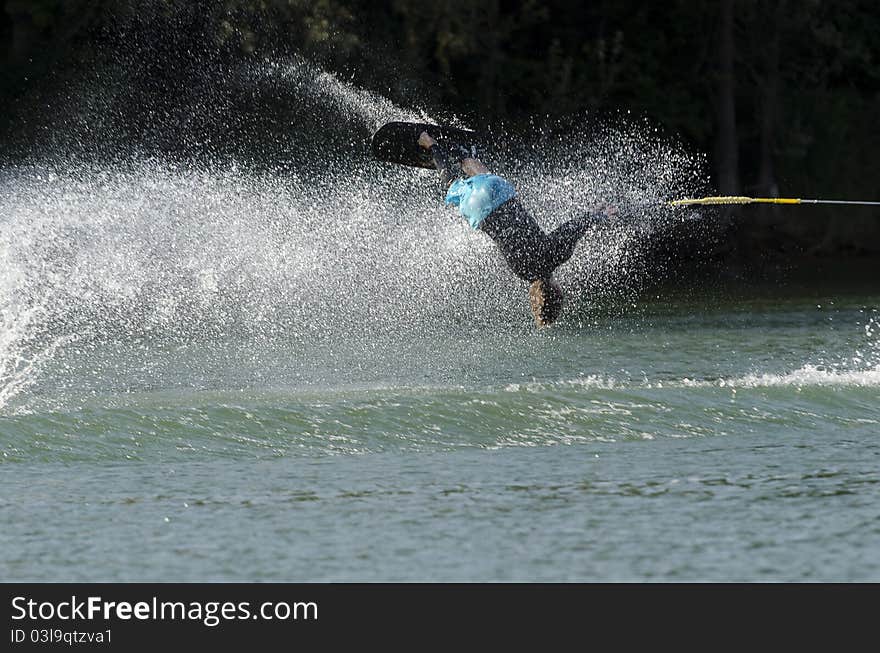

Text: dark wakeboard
xmin=371 ymin=121 xmax=488 ymax=169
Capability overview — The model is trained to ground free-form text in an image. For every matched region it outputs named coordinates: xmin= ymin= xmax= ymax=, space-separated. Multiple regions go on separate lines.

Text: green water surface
xmin=2 ymin=289 xmax=879 ymax=581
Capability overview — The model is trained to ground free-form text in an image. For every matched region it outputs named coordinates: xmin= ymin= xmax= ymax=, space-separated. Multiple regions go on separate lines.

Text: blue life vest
xmin=445 ymin=174 xmax=517 ymax=229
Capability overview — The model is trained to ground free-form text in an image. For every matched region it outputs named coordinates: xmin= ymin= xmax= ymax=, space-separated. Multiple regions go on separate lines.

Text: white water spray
xmin=0 ymin=57 xmax=709 ymax=411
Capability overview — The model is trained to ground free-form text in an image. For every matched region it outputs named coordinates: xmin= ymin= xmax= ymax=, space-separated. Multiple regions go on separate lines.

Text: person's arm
xmin=581 ymin=204 xmax=619 ymax=226
xmin=418 ymin=131 xmax=456 ymax=195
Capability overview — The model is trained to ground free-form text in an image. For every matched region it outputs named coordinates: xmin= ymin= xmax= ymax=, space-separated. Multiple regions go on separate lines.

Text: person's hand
xmin=418 ymin=131 xmax=437 ymax=150
xmin=591 ymin=204 xmax=619 ymax=219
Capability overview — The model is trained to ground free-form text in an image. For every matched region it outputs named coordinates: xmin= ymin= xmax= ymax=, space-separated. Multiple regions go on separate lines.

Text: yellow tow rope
xmin=668 ymin=196 xmax=880 ymax=207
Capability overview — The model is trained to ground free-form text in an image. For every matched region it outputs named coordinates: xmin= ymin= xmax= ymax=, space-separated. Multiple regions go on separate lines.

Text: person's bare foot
xmin=418 ymin=131 xmax=436 ymax=149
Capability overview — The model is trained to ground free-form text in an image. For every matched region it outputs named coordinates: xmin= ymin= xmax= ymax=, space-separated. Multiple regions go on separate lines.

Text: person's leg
xmin=460 ymin=158 xmax=489 ymax=177
xmin=420 ymin=131 xmax=460 ymax=193
xmin=545 ymin=214 xmax=604 ymax=269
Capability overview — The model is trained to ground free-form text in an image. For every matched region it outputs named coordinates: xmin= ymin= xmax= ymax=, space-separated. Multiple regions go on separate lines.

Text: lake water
xmin=3 ymin=280 xmax=878 ymax=581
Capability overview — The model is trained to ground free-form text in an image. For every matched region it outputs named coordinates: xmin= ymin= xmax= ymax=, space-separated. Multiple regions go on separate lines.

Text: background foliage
xmin=2 ymin=0 xmax=878 ymax=265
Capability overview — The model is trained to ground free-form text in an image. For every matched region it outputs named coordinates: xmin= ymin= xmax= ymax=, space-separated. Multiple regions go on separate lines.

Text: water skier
xmin=418 ymin=131 xmax=615 ymax=327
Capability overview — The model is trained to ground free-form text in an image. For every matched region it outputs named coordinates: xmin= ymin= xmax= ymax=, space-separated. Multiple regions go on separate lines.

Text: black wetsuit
xmin=430 ymin=143 xmax=602 ymax=282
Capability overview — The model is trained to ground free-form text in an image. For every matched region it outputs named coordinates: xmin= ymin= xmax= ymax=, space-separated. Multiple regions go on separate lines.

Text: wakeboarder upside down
xmin=418 ymin=131 xmax=616 ymax=327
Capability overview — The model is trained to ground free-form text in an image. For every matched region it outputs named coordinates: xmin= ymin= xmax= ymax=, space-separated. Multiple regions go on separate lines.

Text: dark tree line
xmin=2 ymin=0 xmax=879 ymax=262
